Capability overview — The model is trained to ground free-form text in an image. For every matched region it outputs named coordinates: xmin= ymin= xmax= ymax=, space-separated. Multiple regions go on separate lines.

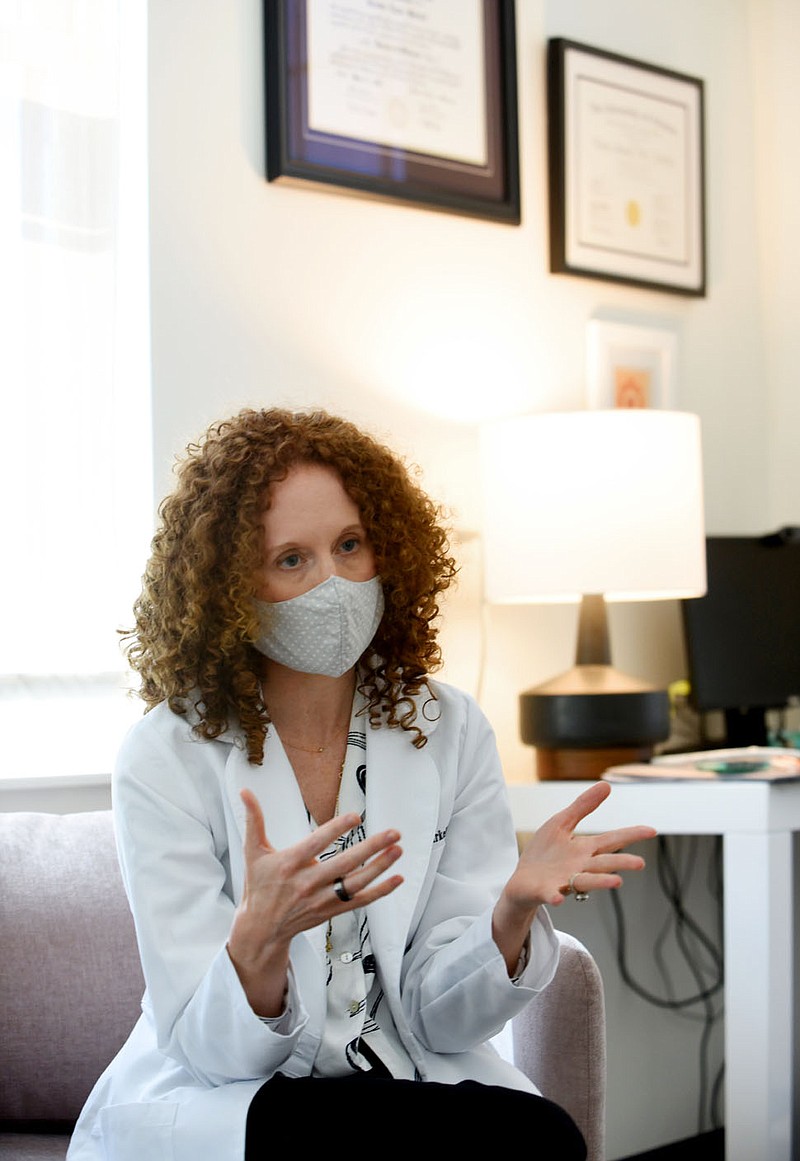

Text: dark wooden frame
xmin=548 ymin=38 xmax=706 ymax=296
xmin=264 ymin=0 xmax=520 ymax=224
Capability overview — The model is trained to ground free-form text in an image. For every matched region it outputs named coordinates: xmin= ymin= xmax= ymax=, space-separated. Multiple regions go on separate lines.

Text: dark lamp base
xmin=519 ymin=665 xmax=670 ymax=781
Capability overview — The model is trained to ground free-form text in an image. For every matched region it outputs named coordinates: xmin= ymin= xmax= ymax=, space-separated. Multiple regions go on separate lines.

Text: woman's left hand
xmin=492 ymin=781 xmax=656 ymax=974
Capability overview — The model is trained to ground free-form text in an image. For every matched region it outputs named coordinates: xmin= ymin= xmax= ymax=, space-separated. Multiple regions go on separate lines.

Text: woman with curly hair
xmin=68 ymin=408 xmax=654 ymax=1161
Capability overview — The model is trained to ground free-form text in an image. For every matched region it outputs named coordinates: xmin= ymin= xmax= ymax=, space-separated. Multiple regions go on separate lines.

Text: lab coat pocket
xmin=98 ymin=1101 xmax=178 ymax=1161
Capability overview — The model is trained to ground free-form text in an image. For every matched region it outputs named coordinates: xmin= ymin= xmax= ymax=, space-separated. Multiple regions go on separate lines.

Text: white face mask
xmin=252 ymin=575 xmax=384 ymax=677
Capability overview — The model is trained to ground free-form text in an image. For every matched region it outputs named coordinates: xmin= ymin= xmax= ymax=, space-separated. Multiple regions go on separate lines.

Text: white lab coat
xmin=67 ymin=680 xmax=559 ymax=1161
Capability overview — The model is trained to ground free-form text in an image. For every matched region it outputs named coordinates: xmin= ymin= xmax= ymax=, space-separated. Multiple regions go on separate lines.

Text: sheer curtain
xmin=0 ymin=1 xmax=151 ymax=779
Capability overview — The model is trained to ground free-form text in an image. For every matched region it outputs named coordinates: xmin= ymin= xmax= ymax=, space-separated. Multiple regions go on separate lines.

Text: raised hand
xmin=493 ymin=781 xmax=656 ymax=974
xmin=227 ymin=788 xmax=403 ymax=1016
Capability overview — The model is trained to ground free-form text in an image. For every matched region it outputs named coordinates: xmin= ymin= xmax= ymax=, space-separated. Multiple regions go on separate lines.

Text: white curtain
xmin=0 ymin=0 xmax=151 ymax=680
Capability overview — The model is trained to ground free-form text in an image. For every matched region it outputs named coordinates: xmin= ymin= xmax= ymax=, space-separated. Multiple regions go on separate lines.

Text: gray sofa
xmin=0 ymin=810 xmax=606 ymax=1160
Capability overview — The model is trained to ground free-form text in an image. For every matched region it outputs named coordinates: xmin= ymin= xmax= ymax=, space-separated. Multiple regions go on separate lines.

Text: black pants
xmin=245 ymin=1072 xmax=587 ymax=1159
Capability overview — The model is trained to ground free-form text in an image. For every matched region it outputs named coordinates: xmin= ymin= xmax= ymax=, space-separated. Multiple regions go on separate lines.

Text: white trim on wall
xmin=0 ymin=773 xmax=111 ymax=814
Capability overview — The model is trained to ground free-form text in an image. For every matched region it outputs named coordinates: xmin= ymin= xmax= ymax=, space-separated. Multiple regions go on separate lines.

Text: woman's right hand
xmin=227 ymin=788 xmax=403 ymax=1018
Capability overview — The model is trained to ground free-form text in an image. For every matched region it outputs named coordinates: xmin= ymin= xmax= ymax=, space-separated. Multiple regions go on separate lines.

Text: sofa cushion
xmin=0 ymin=811 xmax=143 ymax=1123
xmin=0 ymin=1130 xmax=72 ymax=1160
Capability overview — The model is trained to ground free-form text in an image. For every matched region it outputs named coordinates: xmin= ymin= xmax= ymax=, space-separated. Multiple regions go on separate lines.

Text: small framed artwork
xmin=548 ymin=38 xmax=706 ymax=296
xmin=586 ymin=319 xmax=677 ymax=409
xmin=264 ymin=0 xmax=521 ymax=223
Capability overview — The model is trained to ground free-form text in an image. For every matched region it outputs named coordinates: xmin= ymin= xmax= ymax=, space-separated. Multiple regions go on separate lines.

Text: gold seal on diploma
xmin=626 ymin=200 xmax=642 ymax=227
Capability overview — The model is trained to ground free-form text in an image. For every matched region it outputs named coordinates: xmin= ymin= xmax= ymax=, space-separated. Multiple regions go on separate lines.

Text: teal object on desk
xmin=694 ymin=758 xmax=770 ymax=775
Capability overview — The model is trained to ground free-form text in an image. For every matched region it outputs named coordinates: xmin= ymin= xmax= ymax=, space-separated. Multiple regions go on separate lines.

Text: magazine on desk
xmin=603 ymin=747 xmax=800 ymax=782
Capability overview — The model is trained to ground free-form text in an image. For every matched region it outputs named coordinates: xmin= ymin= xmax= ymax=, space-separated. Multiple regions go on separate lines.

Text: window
xmin=0 ymin=1 xmax=150 ymax=781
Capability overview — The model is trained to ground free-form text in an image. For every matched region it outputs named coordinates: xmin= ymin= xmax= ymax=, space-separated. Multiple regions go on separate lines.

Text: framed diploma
xmin=264 ymin=0 xmax=520 ymax=223
xmin=548 ymin=39 xmax=706 ymax=296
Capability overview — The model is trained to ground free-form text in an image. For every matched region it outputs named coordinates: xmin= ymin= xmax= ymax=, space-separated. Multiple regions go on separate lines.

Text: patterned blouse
xmin=308 ymin=701 xmax=419 ymax=1079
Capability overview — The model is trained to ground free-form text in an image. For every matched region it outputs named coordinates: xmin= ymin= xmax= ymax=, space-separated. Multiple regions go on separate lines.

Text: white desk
xmin=508 ymin=778 xmax=800 ymax=1161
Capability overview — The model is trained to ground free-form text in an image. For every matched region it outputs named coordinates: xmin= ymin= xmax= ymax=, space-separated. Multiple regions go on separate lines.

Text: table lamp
xmin=480 ymin=410 xmax=706 ymax=780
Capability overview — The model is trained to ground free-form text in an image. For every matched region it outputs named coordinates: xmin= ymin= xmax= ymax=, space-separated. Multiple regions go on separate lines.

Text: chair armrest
xmin=512 ymin=931 xmax=606 ymax=1161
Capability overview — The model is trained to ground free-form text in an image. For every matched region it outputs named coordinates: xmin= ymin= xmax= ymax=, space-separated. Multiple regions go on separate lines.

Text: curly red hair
xmin=124 ymin=408 xmax=458 ymax=761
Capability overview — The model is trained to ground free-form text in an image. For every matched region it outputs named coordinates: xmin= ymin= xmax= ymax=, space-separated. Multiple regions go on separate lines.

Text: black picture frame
xmin=548 ymin=38 xmax=706 ymax=296
xmin=264 ymin=0 xmax=520 ymax=224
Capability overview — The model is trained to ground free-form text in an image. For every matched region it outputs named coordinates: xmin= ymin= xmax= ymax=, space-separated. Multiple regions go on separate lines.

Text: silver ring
xmin=334 ymin=877 xmax=352 ymax=903
xmin=568 ymin=873 xmax=589 ymax=903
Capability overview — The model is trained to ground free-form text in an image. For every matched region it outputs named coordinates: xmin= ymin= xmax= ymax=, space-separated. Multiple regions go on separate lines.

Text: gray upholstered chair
xmin=513 ymin=931 xmax=606 ymax=1160
xmin=0 ymin=811 xmax=606 ymax=1161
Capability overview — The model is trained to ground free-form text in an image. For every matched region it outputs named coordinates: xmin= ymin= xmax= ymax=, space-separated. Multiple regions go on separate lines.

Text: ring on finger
xmin=568 ymin=872 xmax=589 ymax=903
xmin=333 ymin=876 xmax=352 ymax=903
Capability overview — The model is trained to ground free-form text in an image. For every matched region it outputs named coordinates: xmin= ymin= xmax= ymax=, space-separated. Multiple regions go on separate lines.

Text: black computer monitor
xmin=681 ymin=530 xmax=800 ymax=747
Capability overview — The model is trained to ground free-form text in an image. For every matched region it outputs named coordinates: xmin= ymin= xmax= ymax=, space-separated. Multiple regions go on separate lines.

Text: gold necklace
xmin=281 ymin=739 xmax=328 ymax=754
xmin=276 ymin=714 xmax=351 ymax=756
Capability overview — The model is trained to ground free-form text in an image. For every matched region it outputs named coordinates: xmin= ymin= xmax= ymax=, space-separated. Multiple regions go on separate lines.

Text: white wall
xmin=749 ymin=0 xmax=800 ymax=527
xmin=147 ymin=0 xmax=790 ymax=782
xmin=146 ymin=2 xmax=797 ymax=1155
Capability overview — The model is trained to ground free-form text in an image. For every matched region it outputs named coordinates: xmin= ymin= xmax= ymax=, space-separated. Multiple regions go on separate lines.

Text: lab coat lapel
xmin=364 ymin=723 xmax=440 ymax=989
xmin=224 ymin=731 xmax=311 ymax=853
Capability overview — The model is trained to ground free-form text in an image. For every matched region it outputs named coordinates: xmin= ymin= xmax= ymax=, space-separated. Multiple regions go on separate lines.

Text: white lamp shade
xmin=480 ymin=410 xmax=706 ymax=604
